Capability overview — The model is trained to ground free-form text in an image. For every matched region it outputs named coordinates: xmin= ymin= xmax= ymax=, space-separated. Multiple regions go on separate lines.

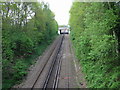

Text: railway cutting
xmin=17 ymin=34 xmax=86 ymax=89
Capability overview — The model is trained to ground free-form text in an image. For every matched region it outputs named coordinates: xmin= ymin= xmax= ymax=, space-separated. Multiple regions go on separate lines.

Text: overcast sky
xmin=39 ymin=0 xmax=73 ymax=25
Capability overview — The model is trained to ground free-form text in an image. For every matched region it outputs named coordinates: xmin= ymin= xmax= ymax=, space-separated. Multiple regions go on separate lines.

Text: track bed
xmin=17 ymin=35 xmax=86 ymax=89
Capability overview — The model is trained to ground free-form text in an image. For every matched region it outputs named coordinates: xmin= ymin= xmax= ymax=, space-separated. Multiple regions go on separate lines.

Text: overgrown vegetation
xmin=2 ymin=2 xmax=58 ymax=89
xmin=69 ymin=2 xmax=120 ymax=88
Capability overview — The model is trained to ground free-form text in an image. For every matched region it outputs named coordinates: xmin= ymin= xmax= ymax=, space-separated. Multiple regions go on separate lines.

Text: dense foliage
xmin=2 ymin=2 xmax=58 ymax=88
xmin=69 ymin=2 xmax=120 ymax=88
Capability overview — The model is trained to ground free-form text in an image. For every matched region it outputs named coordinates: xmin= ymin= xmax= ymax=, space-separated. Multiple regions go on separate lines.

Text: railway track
xmin=22 ymin=35 xmax=64 ymax=89
xmin=42 ymin=35 xmax=64 ymax=89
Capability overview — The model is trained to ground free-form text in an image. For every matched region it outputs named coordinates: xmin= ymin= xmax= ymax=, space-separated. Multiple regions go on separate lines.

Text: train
xmin=58 ymin=26 xmax=70 ymax=34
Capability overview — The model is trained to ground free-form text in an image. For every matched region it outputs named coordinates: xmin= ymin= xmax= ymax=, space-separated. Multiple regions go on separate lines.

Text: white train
xmin=58 ymin=26 xmax=70 ymax=34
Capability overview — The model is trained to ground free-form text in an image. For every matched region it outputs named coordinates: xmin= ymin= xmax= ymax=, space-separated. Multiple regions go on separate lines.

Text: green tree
xmin=69 ymin=2 xmax=120 ymax=88
xmin=2 ymin=1 xmax=58 ymax=89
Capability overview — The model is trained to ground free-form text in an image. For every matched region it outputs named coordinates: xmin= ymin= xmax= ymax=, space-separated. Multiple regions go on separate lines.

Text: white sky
xmin=39 ymin=0 xmax=73 ymax=25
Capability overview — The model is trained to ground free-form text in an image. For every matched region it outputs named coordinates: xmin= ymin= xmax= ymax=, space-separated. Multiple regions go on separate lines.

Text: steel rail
xmin=52 ymin=35 xmax=64 ymax=89
xmin=31 ymin=35 xmax=63 ymax=90
xmin=42 ymin=35 xmax=64 ymax=90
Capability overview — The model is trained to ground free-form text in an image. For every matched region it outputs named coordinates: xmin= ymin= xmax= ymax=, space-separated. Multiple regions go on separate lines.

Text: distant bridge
xmin=58 ymin=26 xmax=70 ymax=34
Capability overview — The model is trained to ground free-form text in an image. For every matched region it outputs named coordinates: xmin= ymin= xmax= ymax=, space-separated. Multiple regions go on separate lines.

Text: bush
xmin=69 ymin=2 xmax=120 ymax=88
xmin=13 ymin=60 xmax=28 ymax=81
xmin=2 ymin=2 xmax=58 ymax=89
